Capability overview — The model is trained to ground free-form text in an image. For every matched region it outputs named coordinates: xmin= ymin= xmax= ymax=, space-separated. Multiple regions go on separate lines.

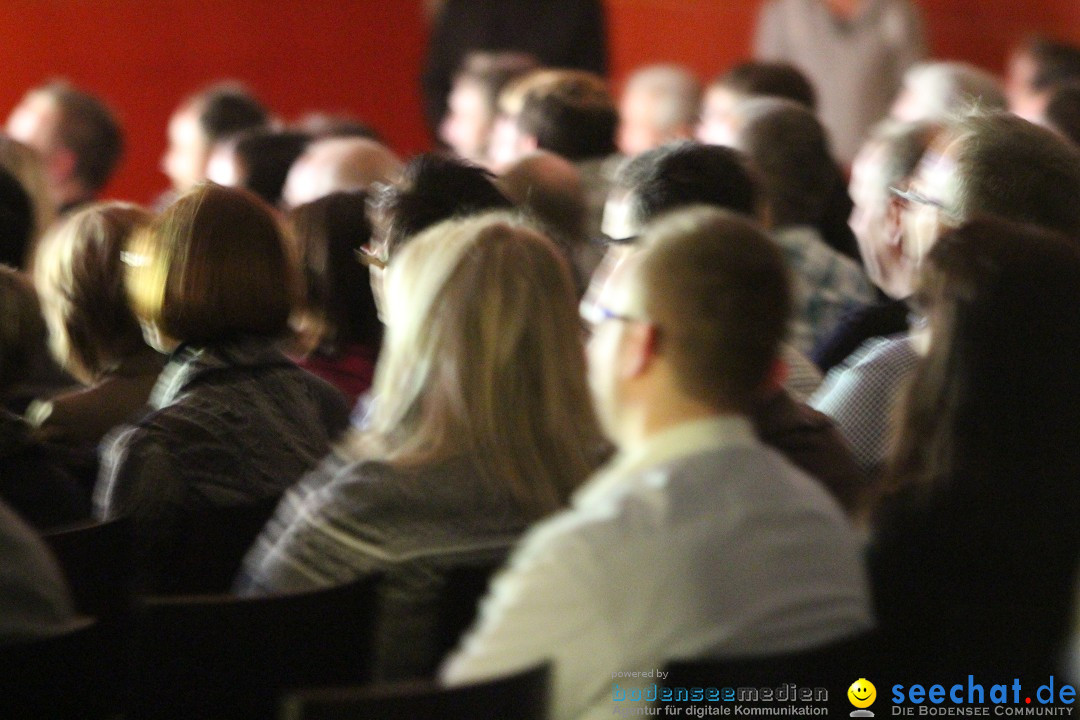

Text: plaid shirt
xmin=773 ymin=226 xmax=877 ymax=354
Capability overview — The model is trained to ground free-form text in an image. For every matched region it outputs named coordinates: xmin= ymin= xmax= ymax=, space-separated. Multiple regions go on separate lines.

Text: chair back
xmin=432 ymin=557 xmax=506 ymax=662
xmin=129 ymin=574 xmax=381 ymax=720
xmin=0 ymin=617 xmax=111 ymax=719
xmin=280 ymin=663 xmax=550 ymax=720
xmin=42 ymin=515 xmax=134 ymax=618
xmin=662 ymin=631 xmax=877 ymax=715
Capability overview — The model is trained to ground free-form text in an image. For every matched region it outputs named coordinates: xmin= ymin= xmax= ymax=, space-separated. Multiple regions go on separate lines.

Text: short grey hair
xmin=900 ymin=61 xmax=1006 ymax=121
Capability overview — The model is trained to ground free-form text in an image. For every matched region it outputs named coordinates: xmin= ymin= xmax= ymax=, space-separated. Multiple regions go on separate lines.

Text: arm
xmin=753 ymin=0 xmax=786 ymax=60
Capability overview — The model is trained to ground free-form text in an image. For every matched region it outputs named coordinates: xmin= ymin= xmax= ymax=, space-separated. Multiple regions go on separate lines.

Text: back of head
xmin=375 ymin=153 xmax=514 ymax=258
xmin=949 ymin=112 xmax=1080 ymax=235
xmin=127 ymin=183 xmax=296 ymax=346
xmin=282 ymin=137 xmax=402 ymax=210
xmin=0 ymin=166 xmax=34 ymax=268
xmin=230 ymin=129 xmax=311 ymax=207
xmin=635 ymin=206 xmax=792 ymax=412
xmin=714 ymin=61 xmax=817 ymax=110
xmin=1043 ymin=81 xmax=1080 ymax=147
xmin=33 ymin=202 xmax=152 ymax=382
xmin=0 ymin=136 xmax=55 ymax=244
xmin=894 ymin=62 xmax=1006 ymax=122
xmin=186 ymin=82 xmax=269 ymax=145
xmin=498 ymin=150 xmax=587 ymax=254
xmin=732 ymin=97 xmax=836 ymax=228
xmin=365 ymin=212 xmax=601 ymax=516
xmin=0 ymin=266 xmax=47 ymax=391
xmin=35 ymin=82 xmax=124 ymax=195
xmin=616 ymin=141 xmax=761 ymax=228
xmin=288 ymin=191 xmax=382 ymax=354
xmin=1028 ymin=37 xmax=1080 ymax=93
xmin=517 ymin=70 xmax=618 ymax=161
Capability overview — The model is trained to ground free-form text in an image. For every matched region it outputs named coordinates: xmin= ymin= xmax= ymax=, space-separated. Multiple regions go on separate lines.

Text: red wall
xmin=1 ymin=0 xmax=1078 ymax=205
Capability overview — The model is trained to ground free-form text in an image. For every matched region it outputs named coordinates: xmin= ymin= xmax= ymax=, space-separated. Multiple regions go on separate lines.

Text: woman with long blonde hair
xmin=238 ymin=211 xmax=606 ymax=679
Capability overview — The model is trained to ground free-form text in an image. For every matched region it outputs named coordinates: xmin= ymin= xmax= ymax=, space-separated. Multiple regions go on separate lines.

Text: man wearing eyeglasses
xmin=441 ymin=206 xmax=872 ymax=720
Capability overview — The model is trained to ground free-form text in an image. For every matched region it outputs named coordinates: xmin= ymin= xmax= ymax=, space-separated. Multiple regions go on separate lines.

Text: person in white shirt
xmin=440 ymin=206 xmax=873 ymax=720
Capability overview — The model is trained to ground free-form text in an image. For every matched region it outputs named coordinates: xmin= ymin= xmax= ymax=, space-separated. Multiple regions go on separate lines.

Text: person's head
xmin=0 ymin=166 xmax=35 ymax=269
xmin=606 ymin=141 xmax=762 ymax=239
xmin=617 ymin=64 xmax=701 ymax=157
xmin=582 ymin=206 xmax=791 ymax=445
xmin=126 ymin=183 xmax=297 ymax=352
xmin=359 ymin=212 xmax=602 ymax=517
xmin=287 ymin=191 xmax=382 ymax=357
xmin=6 ymin=82 xmax=123 ymax=210
xmin=1039 ymin=81 xmax=1080 ymax=147
xmin=890 ymin=61 xmax=1006 ymax=123
xmin=848 ymin=120 xmax=941 ymax=298
xmin=439 ymin=51 xmax=540 ymax=165
xmin=0 ymin=135 xmax=56 ymax=246
xmin=162 ymin=83 xmax=269 ymax=194
xmin=206 ymin=129 xmax=310 ymax=208
xmin=730 ymin=97 xmax=837 ymax=229
xmin=281 ymin=137 xmax=402 ymax=210
xmin=0 ymin=266 xmax=48 ymax=392
xmin=515 ymin=70 xmax=618 ymax=162
xmin=1006 ymin=36 xmax=1080 ymax=122
xmin=888 ymin=216 xmax=1080 ymax=517
xmin=32 ymin=203 xmax=152 ymax=383
xmin=697 ymin=61 xmax=816 ymax=147
xmin=897 ymin=111 xmax=1080 ymax=262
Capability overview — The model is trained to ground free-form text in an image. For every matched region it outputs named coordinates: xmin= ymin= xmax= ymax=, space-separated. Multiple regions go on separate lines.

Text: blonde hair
xmin=349 ymin=212 xmax=603 ymax=517
xmin=33 ymin=202 xmax=152 ymax=383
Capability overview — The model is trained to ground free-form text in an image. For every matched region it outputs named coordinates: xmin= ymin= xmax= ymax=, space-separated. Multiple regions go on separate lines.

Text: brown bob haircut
xmin=126 ymin=183 xmax=297 ymax=345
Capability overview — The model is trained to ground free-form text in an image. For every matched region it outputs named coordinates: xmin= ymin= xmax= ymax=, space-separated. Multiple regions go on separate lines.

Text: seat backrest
xmin=0 ymin=617 xmax=112 ymax=719
xmin=129 ymin=574 xmax=381 ymax=720
xmin=432 ymin=557 xmax=507 ymax=663
xmin=42 ymin=515 xmax=134 ymax=618
xmin=280 ymin=663 xmax=550 ymax=720
xmin=662 ymin=631 xmax=877 ymax=715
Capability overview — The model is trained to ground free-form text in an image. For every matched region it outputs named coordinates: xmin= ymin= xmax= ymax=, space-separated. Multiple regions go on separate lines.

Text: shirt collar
xmin=574 ymin=414 xmax=757 ymax=507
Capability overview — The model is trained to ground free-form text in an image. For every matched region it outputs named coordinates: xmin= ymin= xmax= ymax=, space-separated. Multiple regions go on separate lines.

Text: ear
xmin=517 ymin=132 xmax=539 ymax=155
xmin=762 ymin=355 xmax=789 ymax=393
xmin=884 ymin=193 xmax=906 ymax=250
xmin=620 ymin=320 xmax=659 ymax=380
xmin=47 ymin=146 xmax=77 ymax=185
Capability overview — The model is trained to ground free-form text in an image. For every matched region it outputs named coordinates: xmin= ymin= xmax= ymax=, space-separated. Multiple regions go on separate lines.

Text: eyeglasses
xmin=579 ymin=304 xmax=642 ymax=339
xmin=888 ymin=185 xmax=949 ymax=212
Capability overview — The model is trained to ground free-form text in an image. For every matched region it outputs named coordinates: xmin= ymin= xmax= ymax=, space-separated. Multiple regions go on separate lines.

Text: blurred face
xmin=696 ymin=86 xmax=740 ymax=147
xmin=162 ymin=108 xmax=210 ymax=193
xmin=205 ymin=143 xmax=243 ymax=188
xmin=7 ymin=94 xmax=67 ymax=203
xmin=899 ymin=139 xmax=960 ymax=267
xmin=848 ymin=141 xmax=894 ymax=290
xmin=439 ymin=80 xmax=492 ymax=164
xmin=486 ymin=112 xmax=529 ymax=172
xmin=581 ymin=250 xmax=641 ymax=443
xmin=1005 ymin=50 xmax=1045 ymax=122
xmin=618 ymin=87 xmax=665 ymax=157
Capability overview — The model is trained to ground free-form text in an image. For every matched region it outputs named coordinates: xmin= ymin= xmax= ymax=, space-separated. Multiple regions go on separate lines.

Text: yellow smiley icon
xmin=848 ymin=678 xmax=876 ymax=708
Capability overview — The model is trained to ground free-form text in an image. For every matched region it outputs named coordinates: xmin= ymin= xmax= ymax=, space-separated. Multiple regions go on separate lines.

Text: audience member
xmin=0 ymin=267 xmax=90 ymax=528
xmin=439 ymin=51 xmax=539 ymax=166
xmin=442 ymin=207 xmax=871 ymax=719
xmin=238 ymin=213 xmax=606 ymax=680
xmin=603 ymin=141 xmax=864 ymax=512
xmin=813 ymin=120 xmax=940 ymax=373
xmin=27 ymin=203 xmax=162 ymax=450
xmin=293 ymin=113 xmax=381 ymax=142
xmin=617 ymin=64 xmax=701 ymax=157
xmin=812 ymin=112 xmax=1080 ymax=478
xmin=0 ymin=136 xmax=56 ymax=247
xmin=95 ymin=184 xmax=349 ymax=593
xmin=161 ymin=82 xmax=269 ymax=196
xmin=281 ymin=137 xmax=402 ymax=211
xmin=889 ymin=61 xmax=1005 ymax=123
xmin=870 ymin=217 xmax=1080 ymax=676
xmin=0 ymin=498 xmax=76 ymax=644
xmin=206 ymin=128 xmax=310 ymax=208
xmin=288 ymin=192 xmax=382 ymax=404
xmin=421 ymin=0 xmax=607 ymax=133
xmin=754 ymin=0 xmax=925 ymax=164
xmin=1039 ymin=80 xmax=1080 ymax=147
xmin=730 ymin=98 xmax=875 ymax=354
xmin=1005 ymin=35 xmax=1080 ymax=123
xmin=697 ymin=61 xmax=816 ymax=147
xmin=0 ymin=167 xmax=35 ymax=269
xmin=5 ymin=82 xmax=123 ymax=215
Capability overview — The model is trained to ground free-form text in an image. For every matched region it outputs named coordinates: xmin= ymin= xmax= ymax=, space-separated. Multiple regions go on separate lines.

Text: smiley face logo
xmin=848 ymin=678 xmax=876 ymax=709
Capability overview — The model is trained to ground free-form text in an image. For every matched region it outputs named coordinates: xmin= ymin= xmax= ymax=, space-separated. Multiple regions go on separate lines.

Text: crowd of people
xmin=1 ymin=4 xmax=1080 ymax=717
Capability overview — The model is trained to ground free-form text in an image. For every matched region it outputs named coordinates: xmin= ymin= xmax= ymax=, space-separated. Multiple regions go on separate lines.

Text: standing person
xmin=754 ymin=0 xmax=926 ymax=165
xmin=441 ymin=207 xmax=871 ymax=720
xmin=95 ymin=184 xmax=349 ymax=593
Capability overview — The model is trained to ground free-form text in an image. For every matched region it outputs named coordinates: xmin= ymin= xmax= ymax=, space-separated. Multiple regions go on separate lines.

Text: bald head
xmin=498 ymin=150 xmax=586 ymax=243
xmin=282 ymin=137 xmax=402 ymax=209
